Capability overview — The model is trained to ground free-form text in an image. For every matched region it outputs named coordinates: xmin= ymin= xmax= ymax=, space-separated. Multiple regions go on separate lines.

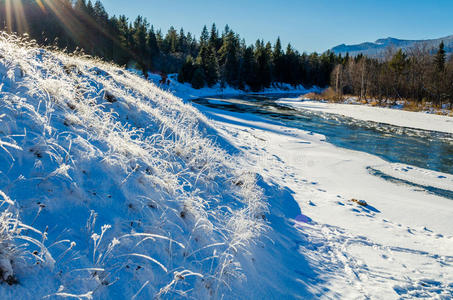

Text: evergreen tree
xmin=74 ymin=0 xmax=88 ymax=13
xmin=155 ymin=29 xmax=163 ymax=49
xmin=132 ymin=16 xmax=149 ymax=76
xmin=240 ymin=46 xmax=259 ymax=90
xmin=434 ymin=41 xmax=446 ymax=72
xmin=196 ymin=44 xmax=219 ymax=86
xmin=147 ymin=26 xmax=160 ymax=70
xmin=389 ymin=49 xmax=407 ymax=74
xmin=163 ymin=26 xmax=178 ymax=53
xmin=219 ymin=30 xmax=240 ymax=86
xmin=255 ymin=40 xmax=272 ymax=89
xmin=178 ymin=28 xmax=187 ymax=53
xmin=273 ymin=37 xmax=284 ymax=82
xmin=209 ymin=23 xmax=222 ymax=51
xmin=432 ymin=42 xmax=447 ymax=103
xmin=191 ymin=66 xmax=205 ymax=89
xmin=178 ymin=56 xmax=195 ymax=83
xmin=200 ymin=25 xmax=209 ymax=46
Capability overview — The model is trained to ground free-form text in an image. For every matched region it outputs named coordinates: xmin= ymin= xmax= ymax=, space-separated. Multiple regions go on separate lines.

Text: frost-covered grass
xmin=0 ymin=190 xmax=52 ymax=287
xmin=0 ymin=33 xmax=267 ymax=299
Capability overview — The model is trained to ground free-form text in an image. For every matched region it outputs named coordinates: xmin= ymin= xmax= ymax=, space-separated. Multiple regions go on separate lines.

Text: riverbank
xmin=303 ymin=90 xmax=453 ymax=116
xmin=146 ymin=72 xmax=322 ymax=101
xmin=278 ymin=98 xmax=453 ymax=134
xmin=194 ymin=100 xmax=453 ymax=299
xmin=146 ymin=73 xmax=453 ymax=135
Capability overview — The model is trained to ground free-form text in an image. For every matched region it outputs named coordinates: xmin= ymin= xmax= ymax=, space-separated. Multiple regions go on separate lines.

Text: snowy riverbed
xmin=152 ymin=75 xmax=453 ymax=298
xmin=195 ymin=103 xmax=453 ymax=299
xmin=277 ymin=98 xmax=453 ymax=134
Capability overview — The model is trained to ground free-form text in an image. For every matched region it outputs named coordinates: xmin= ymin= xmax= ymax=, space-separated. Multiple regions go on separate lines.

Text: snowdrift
xmin=0 ymin=33 xmax=267 ymax=299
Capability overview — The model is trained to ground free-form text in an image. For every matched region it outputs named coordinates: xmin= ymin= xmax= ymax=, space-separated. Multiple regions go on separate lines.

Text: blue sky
xmin=102 ymin=0 xmax=453 ymax=53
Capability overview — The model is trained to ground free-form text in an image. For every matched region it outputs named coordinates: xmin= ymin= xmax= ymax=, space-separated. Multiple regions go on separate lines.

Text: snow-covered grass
xmin=0 ymin=33 xmax=268 ymax=299
xmin=0 ymin=191 xmax=52 ymax=287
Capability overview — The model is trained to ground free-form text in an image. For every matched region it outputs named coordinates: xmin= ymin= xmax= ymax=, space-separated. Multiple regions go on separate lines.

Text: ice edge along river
xmin=278 ymin=98 xmax=453 ymax=135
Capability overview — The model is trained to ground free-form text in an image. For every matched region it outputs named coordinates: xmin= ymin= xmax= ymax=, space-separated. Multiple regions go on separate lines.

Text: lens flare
xmin=1 ymin=0 xmax=126 ymax=56
xmin=4 ymin=0 xmax=29 ymax=33
xmin=35 ymin=0 xmax=46 ymax=12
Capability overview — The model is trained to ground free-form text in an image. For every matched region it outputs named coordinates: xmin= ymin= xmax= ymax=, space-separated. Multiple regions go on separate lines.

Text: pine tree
xmin=273 ymin=37 xmax=284 ymax=82
xmin=92 ymin=1 xmax=110 ymax=58
xmin=178 ymin=55 xmax=195 ymax=83
xmin=147 ymin=26 xmax=160 ymax=70
xmin=191 ymin=66 xmax=205 ymax=89
xmin=240 ymin=46 xmax=259 ymax=91
xmin=200 ymin=25 xmax=209 ymax=46
xmin=219 ymin=30 xmax=240 ymax=86
xmin=434 ymin=41 xmax=446 ymax=72
xmin=254 ymin=40 xmax=272 ymax=89
xmin=74 ymin=0 xmax=88 ymax=13
xmin=209 ymin=23 xmax=221 ymax=51
xmin=132 ymin=16 xmax=150 ymax=76
xmin=389 ymin=49 xmax=407 ymax=75
xmin=388 ymin=49 xmax=408 ymax=100
xmin=284 ymin=43 xmax=300 ymax=85
xmin=432 ymin=41 xmax=447 ymax=103
xmin=178 ymin=28 xmax=187 ymax=53
xmin=197 ymin=45 xmax=219 ymax=86
xmin=163 ymin=26 xmax=178 ymax=53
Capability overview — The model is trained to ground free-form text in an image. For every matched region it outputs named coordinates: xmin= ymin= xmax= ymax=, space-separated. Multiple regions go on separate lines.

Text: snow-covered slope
xmin=0 ymin=33 xmax=269 ymax=299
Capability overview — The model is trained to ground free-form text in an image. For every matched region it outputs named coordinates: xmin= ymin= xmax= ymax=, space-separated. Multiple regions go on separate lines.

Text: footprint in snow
xmin=393 ymin=279 xmax=452 ymax=299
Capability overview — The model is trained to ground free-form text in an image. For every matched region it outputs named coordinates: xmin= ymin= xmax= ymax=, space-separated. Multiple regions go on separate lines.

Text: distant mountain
xmin=331 ymin=35 xmax=453 ymax=58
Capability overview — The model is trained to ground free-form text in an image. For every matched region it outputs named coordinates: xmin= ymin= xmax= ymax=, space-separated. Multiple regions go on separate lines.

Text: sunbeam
xmin=3 ymin=0 xmax=29 ymax=33
xmin=35 ymin=0 xmax=46 ymax=12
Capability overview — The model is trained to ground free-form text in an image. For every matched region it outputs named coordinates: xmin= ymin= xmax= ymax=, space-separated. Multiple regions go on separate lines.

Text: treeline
xmin=332 ymin=42 xmax=453 ymax=105
xmin=175 ymin=27 xmax=336 ymax=90
xmin=0 ymin=0 xmax=337 ymax=91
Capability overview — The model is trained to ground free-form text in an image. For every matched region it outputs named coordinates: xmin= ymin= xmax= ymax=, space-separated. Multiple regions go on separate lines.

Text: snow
xmin=146 ymin=73 xmax=322 ymax=101
xmin=0 ymin=34 xmax=268 ymax=299
xmin=1 ymin=31 xmax=452 ymax=300
xmin=277 ymin=99 xmax=453 ymax=134
xmin=194 ymin=99 xmax=453 ymax=299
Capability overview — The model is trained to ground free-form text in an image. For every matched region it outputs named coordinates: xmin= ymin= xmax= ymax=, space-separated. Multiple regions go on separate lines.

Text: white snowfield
xmin=196 ymin=103 xmax=453 ymax=299
xmin=277 ymin=99 xmax=453 ymax=134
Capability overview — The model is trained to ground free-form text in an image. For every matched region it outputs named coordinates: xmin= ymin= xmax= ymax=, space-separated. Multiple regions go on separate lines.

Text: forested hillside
xmin=0 ymin=0 xmax=336 ymax=91
xmin=1 ymin=0 xmax=452 ymax=104
xmin=331 ymin=43 xmax=453 ymax=106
